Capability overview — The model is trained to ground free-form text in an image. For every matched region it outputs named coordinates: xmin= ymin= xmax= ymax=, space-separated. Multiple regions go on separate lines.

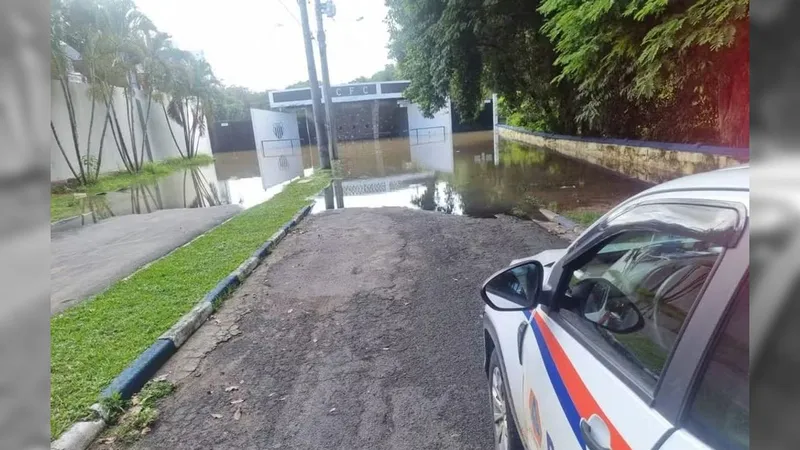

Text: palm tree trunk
xmin=107 ymin=113 xmax=128 ymax=172
xmin=162 ymin=101 xmax=186 ymax=158
xmin=124 ymin=89 xmax=139 ymax=171
xmin=52 ymin=121 xmax=81 ymax=181
xmin=109 ymin=99 xmax=135 ymax=173
xmin=188 ymin=102 xmax=198 ymax=159
xmin=95 ymin=110 xmax=111 ymax=180
xmin=191 ymin=101 xmax=203 ymax=157
xmin=180 ymin=100 xmax=192 ymax=158
xmin=58 ymin=75 xmax=86 ymax=184
xmin=140 ymin=91 xmax=154 ymax=166
xmin=85 ymin=94 xmax=97 ymax=181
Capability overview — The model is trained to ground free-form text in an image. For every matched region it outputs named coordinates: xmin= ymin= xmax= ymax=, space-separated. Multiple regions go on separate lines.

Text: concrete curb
xmin=51 ymin=195 xmax=321 ymax=450
xmin=532 ymin=208 xmax=587 ymax=242
xmin=51 ymin=420 xmax=105 ymax=450
xmin=538 ymin=208 xmax=579 ymax=231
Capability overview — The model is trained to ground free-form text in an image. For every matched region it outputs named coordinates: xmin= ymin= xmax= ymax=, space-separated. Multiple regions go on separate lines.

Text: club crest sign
xmin=529 ymin=389 xmax=543 ymax=448
xmin=273 ymin=121 xmax=284 ymax=139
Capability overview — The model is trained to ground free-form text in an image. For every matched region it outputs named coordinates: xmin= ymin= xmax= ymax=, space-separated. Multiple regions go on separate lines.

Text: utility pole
xmin=314 ymin=0 xmax=338 ymax=160
xmin=297 ymin=0 xmax=330 ymax=169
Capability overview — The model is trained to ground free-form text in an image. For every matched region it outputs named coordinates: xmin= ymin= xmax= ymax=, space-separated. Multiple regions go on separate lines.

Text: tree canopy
xmin=209 ymin=86 xmax=271 ymax=122
xmin=385 ymin=0 xmax=749 ymax=147
xmin=349 ymin=63 xmax=403 ymax=83
xmin=285 ymin=80 xmax=311 ymax=89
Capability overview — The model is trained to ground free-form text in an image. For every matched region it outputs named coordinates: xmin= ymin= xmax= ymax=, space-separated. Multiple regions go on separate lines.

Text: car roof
xmin=643 ymin=164 xmax=749 ymax=194
xmin=614 ymin=164 xmax=750 ymax=218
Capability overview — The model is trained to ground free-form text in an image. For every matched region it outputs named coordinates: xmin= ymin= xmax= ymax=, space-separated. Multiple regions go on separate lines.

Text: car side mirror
xmin=481 ymin=261 xmax=543 ymax=311
xmin=573 ymin=278 xmax=645 ymax=334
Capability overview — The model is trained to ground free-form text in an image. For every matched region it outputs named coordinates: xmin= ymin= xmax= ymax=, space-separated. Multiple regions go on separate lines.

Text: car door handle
xmin=517 ymin=321 xmax=528 ymax=364
xmin=580 ymin=415 xmax=611 ymax=450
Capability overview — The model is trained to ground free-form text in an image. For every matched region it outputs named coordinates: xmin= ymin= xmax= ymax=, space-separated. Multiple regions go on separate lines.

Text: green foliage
xmin=210 ymin=85 xmax=271 ymax=122
xmin=104 ymin=381 xmax=173 ymax=447
xmin=285 ymin=80 xmax=311 ymax=89
xmin=99 ymin=392 xmax=129 ymax=425
xmin=50 ymin=173 xmax=330 ymax=438
xmin=562 ymin=210 xmax=604 ymax=227
xmin=539 ymin=0 xmax=749 ymax=145
xmin=349 ymin=63 xmax=403 ymax=83
xmin=138 ymin=379 xmax=175 ymax=407
xmin=386 ymin=0 xmax=749 ymax=146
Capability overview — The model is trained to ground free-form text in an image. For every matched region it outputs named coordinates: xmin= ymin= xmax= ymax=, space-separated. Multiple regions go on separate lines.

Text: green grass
xmin=51 ymin=194 xmax=84 ymax=222
xmin=562 ymin=210 xmax=605 ymax=227
xmin=50 ymin=172 xmax=330 ymax=439
xmin=50 ymin=155 xmax=215 ymax=222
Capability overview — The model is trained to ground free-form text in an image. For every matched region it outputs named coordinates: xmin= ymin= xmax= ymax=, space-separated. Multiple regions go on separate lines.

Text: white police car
xmin=481 ymin=166 xmax=749 ymax=450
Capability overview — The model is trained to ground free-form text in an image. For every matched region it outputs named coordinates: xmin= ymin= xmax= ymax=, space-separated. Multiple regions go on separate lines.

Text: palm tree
xmin=163 ymin=50 xmax=219 ymax=159
xmin=137 ymin=30 xmax=172 ymax=164
xmin=93 ymin=0 xmax=152 ymax=172
xmin=51 ymin=0 xmax=114 ymax=184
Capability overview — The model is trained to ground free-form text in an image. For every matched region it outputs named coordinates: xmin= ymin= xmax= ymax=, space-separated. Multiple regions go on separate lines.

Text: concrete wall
xmin=50 ymin=80 xmax=211 ymax=182
xmin=407 ymin=100 xmax=452 ymax=135
xmin=497 ymin=125 xmax=746 ymax=184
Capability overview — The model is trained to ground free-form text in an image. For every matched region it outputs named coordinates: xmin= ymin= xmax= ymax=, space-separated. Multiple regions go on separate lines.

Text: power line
xmin=276 ymin=0 xmax=303 ymax=29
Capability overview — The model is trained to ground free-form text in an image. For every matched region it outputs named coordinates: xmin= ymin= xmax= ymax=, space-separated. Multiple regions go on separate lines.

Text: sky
xmin=134 ymin=0 xmax=394 ymax=91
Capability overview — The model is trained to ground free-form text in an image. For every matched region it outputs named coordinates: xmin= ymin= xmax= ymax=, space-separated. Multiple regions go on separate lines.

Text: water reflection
xmin=58 ymin=130 xmax=661 ymax=231
xmin=313 ymin=131 xmax=650 ymax=220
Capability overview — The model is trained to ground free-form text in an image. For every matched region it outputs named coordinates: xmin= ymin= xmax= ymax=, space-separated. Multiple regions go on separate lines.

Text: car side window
xmin=566 ymin=229 xmax=724 ymax=388
xmin=684 ymin=279 xmax=749 ymax=450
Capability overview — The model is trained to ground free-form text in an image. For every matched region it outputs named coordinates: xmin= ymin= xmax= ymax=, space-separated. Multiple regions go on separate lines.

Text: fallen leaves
xmin=224 ymin=386 xmax=239 ymax=392
xmin=230 ymin=399 xmax=245 ymax=405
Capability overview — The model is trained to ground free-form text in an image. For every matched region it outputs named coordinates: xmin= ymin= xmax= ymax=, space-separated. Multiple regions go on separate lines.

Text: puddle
xmin=312 ymin=131 xmax=651 ymax=220
xmin=55 ymin=130 xmax=653 ymax=231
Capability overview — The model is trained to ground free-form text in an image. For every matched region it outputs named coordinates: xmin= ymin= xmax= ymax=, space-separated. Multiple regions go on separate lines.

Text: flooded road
xmin=57 ymin=131 xmax=651 ymax=230
xmin=311 ymin=131 xmax=650 ymax=221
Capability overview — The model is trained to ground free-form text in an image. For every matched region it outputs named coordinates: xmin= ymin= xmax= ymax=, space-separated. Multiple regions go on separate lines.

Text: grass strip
xmin=562 ymin=210 xmax=604 ymax=227
xmin=50 ymin=172 xmax=330 ymax=439
xmin=50 ymin=155 xmax=215 ymax=222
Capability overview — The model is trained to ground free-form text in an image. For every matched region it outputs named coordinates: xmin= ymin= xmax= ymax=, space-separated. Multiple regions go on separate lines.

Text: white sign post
xmin=250 ymin=108 xmax=304 ymax=190
xmin=407 ymin=99 xmax=454 ymax=173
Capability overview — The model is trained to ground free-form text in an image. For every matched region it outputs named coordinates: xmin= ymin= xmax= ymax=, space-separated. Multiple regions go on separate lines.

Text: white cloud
xmin=135 ymin=0 xmax=393 ymax=91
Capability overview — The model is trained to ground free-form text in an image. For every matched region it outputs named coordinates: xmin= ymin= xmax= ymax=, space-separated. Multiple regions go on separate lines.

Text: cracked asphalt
xmin=125 ymin=207 xmax=567 ymax=450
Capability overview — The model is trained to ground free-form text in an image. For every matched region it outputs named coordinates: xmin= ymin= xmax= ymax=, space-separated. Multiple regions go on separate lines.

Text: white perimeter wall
xmin=50 ymin=80 xmax=212 ymax=182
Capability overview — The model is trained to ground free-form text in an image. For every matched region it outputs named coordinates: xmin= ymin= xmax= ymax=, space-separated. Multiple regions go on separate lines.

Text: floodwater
xmin=310 ymin=131 xmax=650 ymax=220
xmin=54 ymin=131 xmax=651 ymax=230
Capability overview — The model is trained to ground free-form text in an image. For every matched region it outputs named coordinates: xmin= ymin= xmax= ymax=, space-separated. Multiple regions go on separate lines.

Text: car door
xmin=517 ymin=200 xmax=747 ymax=450
xmin=657 ymin=276 xmax=749 ymax=450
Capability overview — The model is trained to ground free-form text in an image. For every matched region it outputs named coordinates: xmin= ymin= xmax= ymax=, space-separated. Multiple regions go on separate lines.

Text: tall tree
xmin=163 ymin=50 xmax=218 ymax=158
xmin=385 ymin=0 xmax=749 ymax=146
xmin=539 ymin=0 xmax=749 ymax=146
xmin=51 ymin=0 xmax=116 ymax=184
xmin=209 ymin=85 xmax=271 ymax=122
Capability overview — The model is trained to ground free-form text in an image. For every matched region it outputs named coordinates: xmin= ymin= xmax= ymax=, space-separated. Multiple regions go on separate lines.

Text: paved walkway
xmin=50 ymin=205 xmax=242 ymax=315
xmin=115 ymin=208 xmax=567 ymax=450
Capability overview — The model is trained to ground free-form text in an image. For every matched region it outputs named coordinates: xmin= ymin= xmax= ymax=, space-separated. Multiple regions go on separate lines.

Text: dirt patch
xmin=130 ymin=208 xmax=568 ymax=449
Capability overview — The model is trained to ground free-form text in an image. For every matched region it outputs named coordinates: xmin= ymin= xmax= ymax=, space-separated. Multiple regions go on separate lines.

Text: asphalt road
xmin=128 ymin=208 xmax=567 ymax=450
xmin=50 ymin=205 xmax=242 ymax=315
